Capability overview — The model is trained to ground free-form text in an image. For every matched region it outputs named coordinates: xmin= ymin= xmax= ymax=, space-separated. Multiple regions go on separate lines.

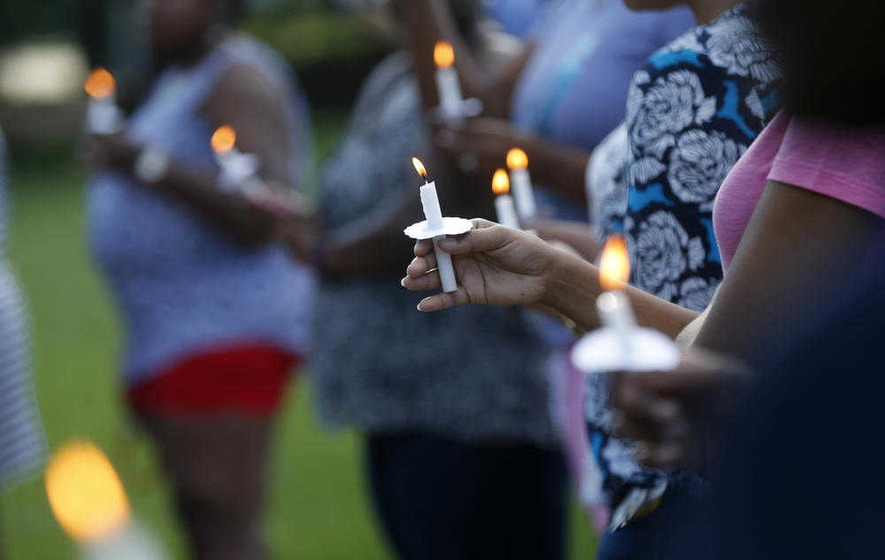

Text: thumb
xmin=438 ymin=222 xmax=513 ymax=255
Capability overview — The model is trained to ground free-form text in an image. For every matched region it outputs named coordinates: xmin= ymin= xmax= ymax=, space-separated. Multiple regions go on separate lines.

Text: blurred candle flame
xmin=45 ymin=441 xmax=131 ymax=544
xmin=210 ymin=125 xmax=237 ymax=154
xmin=433 ymin=41 xmax=455 ymax=68
xmin=506 ymin=148 xmax=528 ymax=170
xmin=599 ymin=235 xmax=630 ymax=291
xmin=492 ymin=169 xmax=510 ymax=195
xmin=83 ymin=68 xmax=116 ymax=100
xmin=412 ymin=157 xmax=428 ymax=181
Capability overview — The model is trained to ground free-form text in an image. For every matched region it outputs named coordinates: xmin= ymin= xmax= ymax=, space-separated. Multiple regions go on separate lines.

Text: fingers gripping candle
xmin=492 ymin=169 xmax=520 ymax=229
xmin=433 ymin=41 xmax=464 ymax=123
xmin=415 ymin=158 xmax=458 ymax=293
xmin=506 ymin=148 xmax=537 ymax=223
xmin=83 ymin=68 xmax=124 ymax=135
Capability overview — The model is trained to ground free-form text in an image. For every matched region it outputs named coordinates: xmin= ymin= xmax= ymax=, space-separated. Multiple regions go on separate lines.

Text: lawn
xmin=0 ymin=110 xmax=597 ymax=559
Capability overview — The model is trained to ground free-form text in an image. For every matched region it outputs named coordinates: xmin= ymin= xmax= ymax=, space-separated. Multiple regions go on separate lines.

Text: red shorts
xmin=127 ymin=343 xmax=302 ymax=416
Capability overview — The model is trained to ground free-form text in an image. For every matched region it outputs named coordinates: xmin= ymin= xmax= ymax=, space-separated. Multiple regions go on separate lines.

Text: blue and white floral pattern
xmin=588 ymin=4 xmax=781 ymax=507
xmin=622 ymin=4 xmax=779 ymax=311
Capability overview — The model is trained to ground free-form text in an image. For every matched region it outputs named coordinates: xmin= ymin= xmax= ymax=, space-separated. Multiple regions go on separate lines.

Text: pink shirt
xmin=713 ymin=111 xmax=885 ymax=273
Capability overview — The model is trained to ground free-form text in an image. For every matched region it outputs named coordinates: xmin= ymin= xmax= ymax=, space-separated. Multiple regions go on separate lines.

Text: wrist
xmin=542 ymin=251 xmax=601 ymax=329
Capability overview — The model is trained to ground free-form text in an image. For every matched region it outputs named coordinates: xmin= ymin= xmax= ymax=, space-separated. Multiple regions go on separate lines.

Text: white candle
xmin=413 ymin=158 xmax=458 ymax=293
xmin=433 ymin=41 xmax=464 ymax=123
xmin=491 ymin=169 xmax=520 ymax=229
xmin=210 ymin=125 xmax=260 ymax=191
xmin=46 ymin=442 xmax=169 ymax=560
xmin=84 ymin=68 xmax=124 ymax=135
xmin=506 ymin=148 xmax=537 ymax=223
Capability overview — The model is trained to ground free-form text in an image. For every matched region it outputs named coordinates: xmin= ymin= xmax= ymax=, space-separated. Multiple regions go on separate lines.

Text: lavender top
xmin=87 ymin=37 xmax=315 ymax=385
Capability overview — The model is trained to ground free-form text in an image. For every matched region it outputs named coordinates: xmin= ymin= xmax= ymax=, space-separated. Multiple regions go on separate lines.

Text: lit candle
xmin=491 ymin=169 xmax=520 ymax=229
xmin=506 ymin=148 xmax=537 ymax=224
xmin=83 ymin=68 xmax=124 ymax=135
xmin=413 ymin=157 xmax=458 ymax=293
xmin=46 ymin=441 xmax=168 ymax=560
xmin=433 ymin=41 xmax=464 ymax=123
xmin=210 ymin=125 xmax=260 ymax=191
xmin=571 ymin=234 xmax=680 ymax=377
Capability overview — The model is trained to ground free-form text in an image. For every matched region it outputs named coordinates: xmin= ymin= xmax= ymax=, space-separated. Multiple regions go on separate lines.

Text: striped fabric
xmin=0 ymin=131 xmax=46 ymax=491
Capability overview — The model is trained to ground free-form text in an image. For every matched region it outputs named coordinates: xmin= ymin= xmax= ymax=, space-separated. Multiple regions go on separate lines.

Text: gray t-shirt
xmin=313 ymin=54 xmax=557 ymax=447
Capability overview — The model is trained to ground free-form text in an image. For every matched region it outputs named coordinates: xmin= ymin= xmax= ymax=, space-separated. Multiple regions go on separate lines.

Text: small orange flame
xmin=45 ymin=441 xmax=131 ymax=544
xmin=412 ymin=157 xmax=428 ymax=181
xmin=433 ymin=41 xmax=455 ymax=68
xmin=599 ymin=235 xmax=630 ymax=291
xmin=492 ymin=169 xmax=510 ymax=195
xmin=506 ymin=148 xmax=528 ymax=170
xmin=211 ymin=125 xmax=237 ymax=154
xmin=84 ymin=68 xmax=116 ymax=100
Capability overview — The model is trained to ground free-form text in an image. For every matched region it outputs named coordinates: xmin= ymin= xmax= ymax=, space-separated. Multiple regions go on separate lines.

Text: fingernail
xmin=400 ymin=277 xmax=407 ymax=287
xmin=438 ymin=239 xmax=457 ymax=249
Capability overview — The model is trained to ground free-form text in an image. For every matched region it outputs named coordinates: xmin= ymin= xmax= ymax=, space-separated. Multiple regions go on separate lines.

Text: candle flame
xmin=45 ymin=441 xmax=131 ymax=544
xmin=599 ymin=235 xmax=630 ymax=291
xmin=83 ymin=68 xmax=116 ymax=100
xmin=506 ymin=148 xmax=528 ymax=170
xmin=211 ymin=125 xmax=237 ymax=154
xmin=433 ymin=41 xmax=455 ymax=68
xmin=492 ymin=169 xmax=510 ymax=195
xmin=412 ymin=157 xmax=428 ymax=181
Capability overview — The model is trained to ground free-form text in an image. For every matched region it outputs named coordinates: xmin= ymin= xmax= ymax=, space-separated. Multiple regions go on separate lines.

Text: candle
xmin=433 ymin=41 xmax=464 ymax=123
xmin=412 ymin=157 xmax=458 ymax=293
xmin=46 ymin=441 xmax=168 ymax=560
xmin=506 ymin=148 xmax=537 ymax=223
xmin=491 ymin=169 xmax=520 ymax=229
xmin=210 ymin=125 xmax=261 ymax=191
xmin=83 ymin=68 xmax=124 ymax=135
xmin=596 ymin=235 xmax=636 ymax=359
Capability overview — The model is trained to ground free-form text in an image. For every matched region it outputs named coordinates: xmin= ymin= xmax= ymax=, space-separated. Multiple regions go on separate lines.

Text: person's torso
xmin=621 ymin=3 xmax=781 ymax=311
xmin=314 ymin=54 xmax=556 ymax=446
xmin=87 ymin=36 xmax=315 ymax=381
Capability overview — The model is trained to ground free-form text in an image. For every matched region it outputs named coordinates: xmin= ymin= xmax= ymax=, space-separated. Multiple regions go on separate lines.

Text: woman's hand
xmin=402 ymin=218 xmax=572 ymax=311
xmin=610 ymin=348 xmax=752 ymax=470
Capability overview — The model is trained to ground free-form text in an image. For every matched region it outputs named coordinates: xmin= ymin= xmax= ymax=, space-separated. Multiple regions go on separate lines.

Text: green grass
xmin=0 ymin=111 xmax=596 ymax=559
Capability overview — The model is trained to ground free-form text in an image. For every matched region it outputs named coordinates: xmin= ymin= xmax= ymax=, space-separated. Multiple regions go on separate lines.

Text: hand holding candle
xmin=492 ymin=169 xmax=520 ymax=229
xmin=84 ymin=68 xmax=124 ymax=135
xmin=403 ymin=157 xmax=472 ymax=294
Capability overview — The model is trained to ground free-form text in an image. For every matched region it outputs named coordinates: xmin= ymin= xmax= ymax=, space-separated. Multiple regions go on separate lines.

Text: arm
xmin=92 ymin=63 xmax=301 ymax=245
xmin=694 ymin=180 xmax=884 ymax=365
xmin=402 ymin=219 xmax=699 ymax=337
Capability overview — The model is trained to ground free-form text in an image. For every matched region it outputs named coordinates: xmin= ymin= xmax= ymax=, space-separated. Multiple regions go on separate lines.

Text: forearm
xmin=107 ymin=141 xmax=277 ymax=244
xmin=544 ymin=252 xmax=699 ymax=337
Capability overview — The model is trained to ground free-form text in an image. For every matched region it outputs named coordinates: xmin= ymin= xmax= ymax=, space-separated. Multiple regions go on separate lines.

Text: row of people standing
xmin=81 ymin=1 xmax=856 ymax=560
